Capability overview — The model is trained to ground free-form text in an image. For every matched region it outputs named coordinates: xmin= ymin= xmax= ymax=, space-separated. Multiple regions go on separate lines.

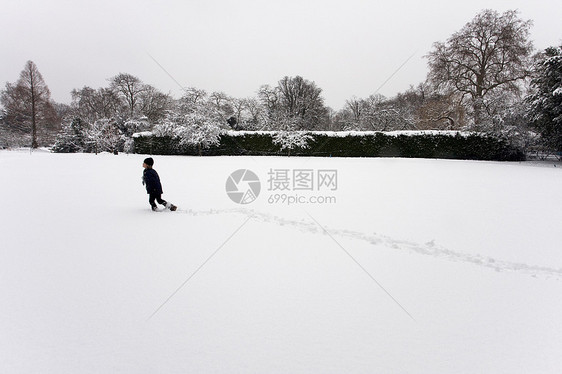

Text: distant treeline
xmin=2 ymin=10 xmax=560 ymax=154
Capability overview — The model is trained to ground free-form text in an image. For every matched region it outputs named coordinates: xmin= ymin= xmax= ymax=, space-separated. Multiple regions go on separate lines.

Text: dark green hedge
xmin=132 ymin=132 xmax=525 ymax=161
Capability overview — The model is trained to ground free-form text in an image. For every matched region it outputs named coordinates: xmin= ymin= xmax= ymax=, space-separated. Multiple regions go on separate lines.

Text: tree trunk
xmin=30 ymin=70 xmax=38 ymax=149
xmin=472 ymin=98 xmax=484 ymax=131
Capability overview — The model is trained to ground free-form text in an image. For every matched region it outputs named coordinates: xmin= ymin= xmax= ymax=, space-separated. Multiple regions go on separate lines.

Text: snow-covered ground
xmin=1 ymin=149 xmax=561 ymax=373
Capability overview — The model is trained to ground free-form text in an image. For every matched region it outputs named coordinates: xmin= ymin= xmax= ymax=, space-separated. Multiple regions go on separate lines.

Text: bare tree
xmin=426 ymin=9 xmax=533 ymax=129
xmin=416 ymin=91 xmax=467 ymax=130
xmin=345 ymin=97 xmax=363 ymax=122
xmin=257 ymin=84 xmax=280 ymax=127
xmin=226 ymin=97 xmax=264 ymax=130
xmin=180 ymin=87 xmax=207 ymax=106
xmin=176 ymin=87 xmax=208 ymax=115
xmin=208 ymin=91 xmax=234 ymax=122
xmin=73 ymin=80 xmax=171 ymax=124
xmin=137 ymin=85 xmax=174 ymax=123
xmin=0 ymin=61 xmax=58 ymax=148
xmin=277 ymin=76 xmax=328 ymax=130
xmin=257 ymin=76 xmax=329 ymax=130
xmin=339 ymin=94 xmax=415 ymax=131
xmin=109 ymin=73 xmax=147 ymax=117
xmin=241 ymin=97 xmax=266 ymax=130
xmin=71 ymin=86 xmax=121 ymax=123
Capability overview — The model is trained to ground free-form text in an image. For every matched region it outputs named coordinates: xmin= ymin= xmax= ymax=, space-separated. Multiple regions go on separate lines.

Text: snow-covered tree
xmin=176 ymin=112 xmax=221 ymax=155
xmin=527 ymin=45 xmax=562 ymax=152
xmin=272 ymin=119 xmax=313 ymax=155
xmin=151 ymin=119 xmax=178 ymax=137
xmin=208 ymin=91 xmax=234 ymax=122
xmin=338 ymin=94 xmax=416 ymax=131
xmin=86 ymin=118 xmax=125 ymax=154
xmin=258 ymin=76 xmax=330 ymax=130
xmin=273 ymin=131 xmax=313 ymax=156
xmin=137 ymin=85 xmax=174 ymax=123
xmin=181 ymin=87 xmax=208 ymax=106
xmin=156 ymin=106 xmax=222 ymax=155
xmin=225 ymin=97 xmax=267 ymax=130
xmin=426 ymin=9 xmax=534 ymax=130
xmin=53 ymin=117 xmax=125 ymax=154
xmin=120 ymin=117 xmax=151 ymax=137
xmin=52 ymin=118 xmax=88 ymax=153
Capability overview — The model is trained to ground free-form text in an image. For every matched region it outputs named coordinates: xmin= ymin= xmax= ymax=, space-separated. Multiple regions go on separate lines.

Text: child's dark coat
xmin=143 ymin=168 xmax=163 ymax=195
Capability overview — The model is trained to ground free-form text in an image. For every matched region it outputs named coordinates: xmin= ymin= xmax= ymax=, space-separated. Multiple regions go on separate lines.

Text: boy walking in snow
xmin=142 ymin=157 xmax=177 ymax=211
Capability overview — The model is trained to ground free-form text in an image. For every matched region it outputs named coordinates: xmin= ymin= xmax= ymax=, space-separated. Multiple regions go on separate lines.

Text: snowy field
xmin=1 ymin=149 xmax=561 ymax=373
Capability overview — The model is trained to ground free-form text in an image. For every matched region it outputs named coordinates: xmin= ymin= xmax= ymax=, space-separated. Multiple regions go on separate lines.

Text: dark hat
xmin=144 ymin=157 xmax=154 ymax=166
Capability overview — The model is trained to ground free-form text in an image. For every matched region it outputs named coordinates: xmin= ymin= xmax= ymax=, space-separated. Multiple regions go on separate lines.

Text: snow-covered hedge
xmin=132 ymin=130 xmax=525 ymax=161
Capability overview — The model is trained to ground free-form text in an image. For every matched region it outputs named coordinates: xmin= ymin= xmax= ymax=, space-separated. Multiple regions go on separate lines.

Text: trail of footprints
xmin=179 ymin=207 xmax=562 ymax=280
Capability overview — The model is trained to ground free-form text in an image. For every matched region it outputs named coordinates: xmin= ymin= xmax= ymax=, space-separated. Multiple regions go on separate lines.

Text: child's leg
xmin=149 ymin=194 xmax=158 ymax=209
xmin=156 ymin=195 xmax=176 ymax=210
xmin=156 ymin=195 xmax=167 ymax=206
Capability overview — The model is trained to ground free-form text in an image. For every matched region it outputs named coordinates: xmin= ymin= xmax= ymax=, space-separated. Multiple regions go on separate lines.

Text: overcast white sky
xmin=2 ymin=0 xmax=561 ymax=110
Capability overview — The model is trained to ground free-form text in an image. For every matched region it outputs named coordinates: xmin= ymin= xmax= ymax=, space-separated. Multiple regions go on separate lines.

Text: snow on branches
xmin=152 ymin=110 xmax=222 ymax=154
xmin=272 ymin=131 xmax=313 ymax=155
